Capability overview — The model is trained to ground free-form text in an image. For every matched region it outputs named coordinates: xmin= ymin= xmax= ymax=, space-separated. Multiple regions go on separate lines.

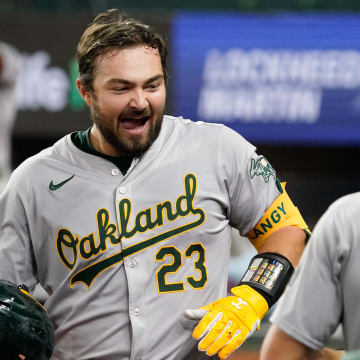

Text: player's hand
xmin=185 ymin=285 xmax=268 ymax=359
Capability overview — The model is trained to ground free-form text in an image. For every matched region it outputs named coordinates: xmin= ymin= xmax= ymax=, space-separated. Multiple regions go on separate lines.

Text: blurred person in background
xmin=260 ymin=192 xmax=360 ymax=360
xmin=0 ymin=41 xmax=20 ymax=194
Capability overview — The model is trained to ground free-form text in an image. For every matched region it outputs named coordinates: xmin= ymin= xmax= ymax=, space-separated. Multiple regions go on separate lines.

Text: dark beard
xmin=90 ymin=101 xmax=163 ymax=157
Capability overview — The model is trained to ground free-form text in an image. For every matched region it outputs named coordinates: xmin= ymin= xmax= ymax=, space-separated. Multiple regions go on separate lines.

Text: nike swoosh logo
xmin=49 ymin=175 xmax=75 ymax=191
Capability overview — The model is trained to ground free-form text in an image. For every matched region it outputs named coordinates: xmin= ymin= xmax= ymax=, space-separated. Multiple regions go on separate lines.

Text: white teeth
xmin=122 ymin=117 xmax=148 ymax=121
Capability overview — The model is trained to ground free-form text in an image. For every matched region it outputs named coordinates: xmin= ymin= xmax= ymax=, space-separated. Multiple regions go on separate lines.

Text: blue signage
xmin=171 ymin=13 xmax=360 ymax=145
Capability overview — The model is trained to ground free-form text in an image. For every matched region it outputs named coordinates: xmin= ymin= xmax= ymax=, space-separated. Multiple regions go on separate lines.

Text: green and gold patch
xmin=249 ymin=156 xmax=276 ymax=183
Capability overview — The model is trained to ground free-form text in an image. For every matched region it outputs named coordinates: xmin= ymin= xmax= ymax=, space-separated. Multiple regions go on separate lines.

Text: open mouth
xmin=120 ymin=116 xmax=150 ymax=131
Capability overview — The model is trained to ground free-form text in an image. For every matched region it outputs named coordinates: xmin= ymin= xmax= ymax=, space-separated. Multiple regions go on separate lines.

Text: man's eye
xmin=147 ymin=83 xmax=159 ymax=90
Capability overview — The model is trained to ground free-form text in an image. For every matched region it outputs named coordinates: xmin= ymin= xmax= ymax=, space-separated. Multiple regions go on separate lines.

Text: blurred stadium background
xmin=1 ymin=0 xmax=359 ymax=358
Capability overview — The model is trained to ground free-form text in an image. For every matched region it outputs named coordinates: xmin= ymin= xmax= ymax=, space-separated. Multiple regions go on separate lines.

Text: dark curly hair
xmin=77 ymin=9 xmax=168 ymax=91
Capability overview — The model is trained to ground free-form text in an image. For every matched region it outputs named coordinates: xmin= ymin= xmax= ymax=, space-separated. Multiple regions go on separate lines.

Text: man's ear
xmin=76 ymin=78 xmax=92 ymax=106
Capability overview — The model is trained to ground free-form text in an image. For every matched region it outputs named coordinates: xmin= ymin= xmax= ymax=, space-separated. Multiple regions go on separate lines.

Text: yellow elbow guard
xmin=246 ymin=182 xmax=310 ymax=252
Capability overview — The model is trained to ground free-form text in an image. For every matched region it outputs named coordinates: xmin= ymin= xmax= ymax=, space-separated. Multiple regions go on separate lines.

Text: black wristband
xmin=239 ymin=252 xmax=294 ymax=308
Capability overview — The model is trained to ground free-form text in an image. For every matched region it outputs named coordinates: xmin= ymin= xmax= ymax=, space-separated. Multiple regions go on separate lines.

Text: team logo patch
xmin=249 ymin=156 xmax=276 ymax=183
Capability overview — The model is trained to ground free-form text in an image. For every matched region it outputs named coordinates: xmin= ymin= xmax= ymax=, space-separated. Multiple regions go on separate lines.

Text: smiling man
xmin=79 ymin=45 xmax=166 ymax=157
xmin=0 ymin=9 xmax=309 ymax=360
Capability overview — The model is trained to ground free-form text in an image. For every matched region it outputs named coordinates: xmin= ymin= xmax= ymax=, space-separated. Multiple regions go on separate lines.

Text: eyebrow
xmin=106 ymin=74 xmax=164 ymax=86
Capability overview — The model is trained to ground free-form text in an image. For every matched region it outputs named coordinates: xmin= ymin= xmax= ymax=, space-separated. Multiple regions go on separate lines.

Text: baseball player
xmin=0 ymin=41 xmax=21 ymax=194
xmin=0 ymin=9 xmax=309 ymax=360
xmin=260 ymin=192 xmax=360 ymax=360
xmin=0 ymin=280 xmax=54 ymax=360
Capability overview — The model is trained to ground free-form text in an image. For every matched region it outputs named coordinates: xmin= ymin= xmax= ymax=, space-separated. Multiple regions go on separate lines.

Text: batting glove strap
xmin=239 ymin=252 xmax=294 ymax=307
xmin=230 ymin=285 xmax=269 ymax=321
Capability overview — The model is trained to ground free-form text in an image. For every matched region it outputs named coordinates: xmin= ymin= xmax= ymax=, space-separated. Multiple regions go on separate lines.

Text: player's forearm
xmin=260 ymin=325 xmax=343 ymax=360
xmin=260 ymin=324 xmax=312 ymax=360
xmin=227 ymin=226 xmax=305 ymax=332
xmin=310 ymin=348 xmax=345 ymax=360
xmin=258 ymin=225 xmax=306 ymax=267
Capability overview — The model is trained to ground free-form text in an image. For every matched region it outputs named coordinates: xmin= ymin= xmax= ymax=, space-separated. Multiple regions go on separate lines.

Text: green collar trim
xmin=71 ymin=128 xmax=133 ymax=175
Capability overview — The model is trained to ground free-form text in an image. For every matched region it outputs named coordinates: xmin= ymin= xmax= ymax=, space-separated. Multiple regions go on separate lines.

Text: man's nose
xmin=129 ymin=89 xmax=149 ymax=110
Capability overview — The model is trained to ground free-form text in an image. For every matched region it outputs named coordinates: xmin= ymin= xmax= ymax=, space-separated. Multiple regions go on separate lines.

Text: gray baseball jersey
xmin=0 ymin=116 xmax=281 ymax=360
xmin=0 ymin=41 xmax=20 ymax=193
xmin=271 ymin=192 xmax=360 ymax=351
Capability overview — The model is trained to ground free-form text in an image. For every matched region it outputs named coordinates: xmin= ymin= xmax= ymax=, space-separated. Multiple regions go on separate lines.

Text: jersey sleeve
xmin=218 ymin=125 xmax=281 ymax=238
xmin=0 ymin=180 xmax=38 ymax=292
xmin=270 ymin=202 xmax=346 ymax=350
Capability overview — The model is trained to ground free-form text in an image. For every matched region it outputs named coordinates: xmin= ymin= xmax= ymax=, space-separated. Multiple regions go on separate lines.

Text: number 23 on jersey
xmin=155 ymin=243 xmax=208 ymax=293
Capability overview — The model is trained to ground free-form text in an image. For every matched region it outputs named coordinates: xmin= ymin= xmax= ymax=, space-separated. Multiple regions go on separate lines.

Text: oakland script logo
xmin=56 ymin=174 xmax=205 ymax=288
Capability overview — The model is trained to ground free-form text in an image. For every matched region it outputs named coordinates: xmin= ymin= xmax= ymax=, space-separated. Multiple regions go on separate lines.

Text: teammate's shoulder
xmin=328 ymin=192 xmax=360 ymax=214
xmin=317 ymin=192 xmax=360 ymax=231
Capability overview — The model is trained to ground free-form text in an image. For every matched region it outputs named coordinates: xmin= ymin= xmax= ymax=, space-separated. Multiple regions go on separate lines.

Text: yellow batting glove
xmin=185 ymin=285 xmax=268 ymax=359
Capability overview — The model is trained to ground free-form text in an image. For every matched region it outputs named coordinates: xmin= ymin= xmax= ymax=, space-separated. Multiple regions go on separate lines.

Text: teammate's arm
xmin=260 ymin=324 xmax=344 ymax=360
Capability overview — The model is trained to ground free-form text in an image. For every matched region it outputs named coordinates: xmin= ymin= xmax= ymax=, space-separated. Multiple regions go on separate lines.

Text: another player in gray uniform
xmin=0 ymin=10 xmax=309 ymax=360
xmin=0 ymin=41 xmax=21 ymax=194
xmin=261 ymin=192 xmax=360 ymax=360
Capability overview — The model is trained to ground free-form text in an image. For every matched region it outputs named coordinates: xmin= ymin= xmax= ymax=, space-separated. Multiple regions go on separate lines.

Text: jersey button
xmin=119 ymin=187 xmax=126 ymax=194
xmin=133 ymin=307 xmax=141 ymax=316
xmin=128 ymin=259 xmax=137 ymax=268
xmin=111 ymin=168 xmax=120 ymax=176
